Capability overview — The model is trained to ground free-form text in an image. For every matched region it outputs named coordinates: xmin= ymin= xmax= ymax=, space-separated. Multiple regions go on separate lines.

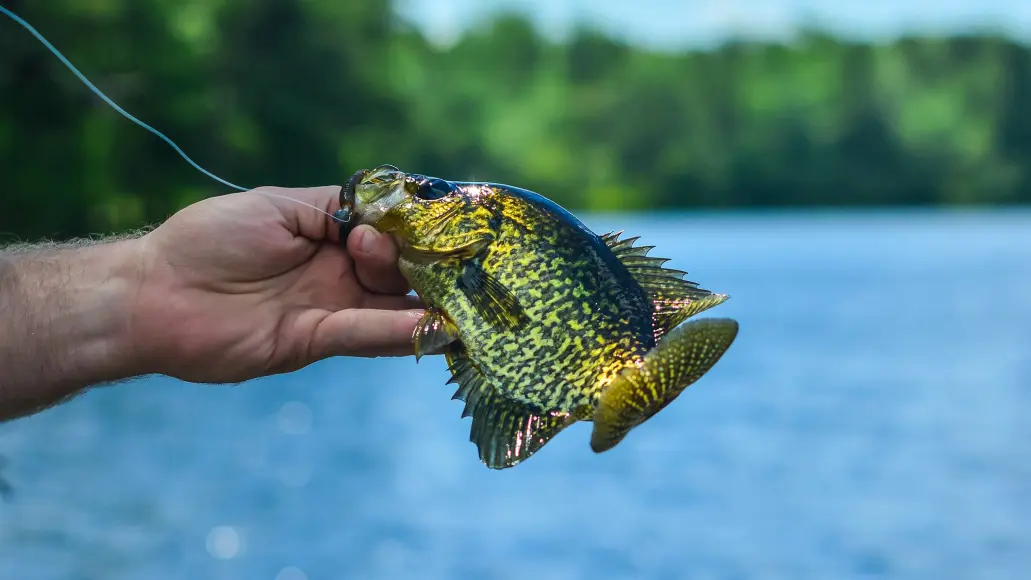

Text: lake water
xmin=1 ymin=209 xmax=1029 ymax=580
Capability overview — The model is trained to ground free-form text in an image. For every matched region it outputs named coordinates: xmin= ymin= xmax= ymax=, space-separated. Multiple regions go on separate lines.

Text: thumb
xmin=252 ymin=185 xmax=343 ymax=243
xmin=311 ymin=308 xmax=423 ymax=359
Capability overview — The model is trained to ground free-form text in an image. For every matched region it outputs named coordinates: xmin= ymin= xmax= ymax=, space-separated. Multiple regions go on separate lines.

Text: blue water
xmin=1 ymin=209 xmax=1030 ymax=580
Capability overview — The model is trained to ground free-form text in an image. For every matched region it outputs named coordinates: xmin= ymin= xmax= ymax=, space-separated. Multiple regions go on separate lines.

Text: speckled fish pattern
xmin=352 ymin=167 xmax=739 ymax=469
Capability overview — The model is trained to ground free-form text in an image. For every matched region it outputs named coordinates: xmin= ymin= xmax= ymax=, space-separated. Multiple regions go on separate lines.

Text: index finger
xmin=250 ymin=185 xmax=345 ymax=243
xmin=311 ymin=308 xmax=425 ymax=359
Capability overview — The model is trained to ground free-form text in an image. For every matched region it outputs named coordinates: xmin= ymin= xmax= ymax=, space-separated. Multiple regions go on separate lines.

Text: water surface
xmin=1 ymin=209 xmax=1029 ymax=580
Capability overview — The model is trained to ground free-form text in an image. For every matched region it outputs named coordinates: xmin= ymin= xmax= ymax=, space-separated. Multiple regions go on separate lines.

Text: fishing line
xmin=259 ymin=192 xmax=342 ymax=222
xmin=1 ymin=5 xmax=347 ymax=224
xmin=1 ymin=4 xmax=250 ymax=191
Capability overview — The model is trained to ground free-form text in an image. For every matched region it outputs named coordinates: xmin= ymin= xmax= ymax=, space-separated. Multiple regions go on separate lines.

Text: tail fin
xmin=590 ymin=318 xmax=739 ymax=453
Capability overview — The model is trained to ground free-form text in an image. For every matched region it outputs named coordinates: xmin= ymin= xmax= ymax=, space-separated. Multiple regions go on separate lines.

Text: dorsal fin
xmin=652 ymin=293 xmax=729 ymax=337
xmin=445 ymin=348 xmax=578 ymax=469
xmin=601 ymin=231 xmax=728 ymax=338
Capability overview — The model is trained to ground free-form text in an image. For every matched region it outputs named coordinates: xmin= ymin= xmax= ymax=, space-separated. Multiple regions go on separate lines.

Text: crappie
xmin=337 ymin=165 xmax=738 ymax=469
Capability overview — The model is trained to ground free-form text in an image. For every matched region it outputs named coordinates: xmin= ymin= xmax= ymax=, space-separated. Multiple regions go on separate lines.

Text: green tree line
xmin=2 ymin=0 xmax=1030 ymax=239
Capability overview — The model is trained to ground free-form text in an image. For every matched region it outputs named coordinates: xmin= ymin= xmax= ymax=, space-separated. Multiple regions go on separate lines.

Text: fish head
xmin=342 ymin=164 xmax=476 ymax=243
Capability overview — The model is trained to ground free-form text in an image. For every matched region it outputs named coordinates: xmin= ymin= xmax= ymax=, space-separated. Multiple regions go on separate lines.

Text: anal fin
xmin=446 ymin=349 xmax=577 ymax=469
xmin=591 ymin=317 xmax=739 ymax=453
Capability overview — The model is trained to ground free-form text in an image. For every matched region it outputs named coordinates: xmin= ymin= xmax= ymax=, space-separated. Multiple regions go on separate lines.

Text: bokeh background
xmin=1 ymin=1 xmax=1030 ymax=579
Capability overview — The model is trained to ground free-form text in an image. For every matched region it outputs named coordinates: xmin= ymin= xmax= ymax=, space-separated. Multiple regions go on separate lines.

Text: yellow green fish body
xmin=343 ymin=165 xmax=738 ymax=469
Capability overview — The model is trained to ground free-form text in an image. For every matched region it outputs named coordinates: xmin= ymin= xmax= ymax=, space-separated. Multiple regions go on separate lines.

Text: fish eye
xmin=415 ymin=177 xmax=455 ymax=200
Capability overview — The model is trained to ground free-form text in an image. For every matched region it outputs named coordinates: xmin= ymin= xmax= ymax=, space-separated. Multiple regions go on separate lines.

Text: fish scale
xmin=349 ymin=165 xmax=739 ymax=468
xmin=402 ymin=190 xmax=650 ymax=412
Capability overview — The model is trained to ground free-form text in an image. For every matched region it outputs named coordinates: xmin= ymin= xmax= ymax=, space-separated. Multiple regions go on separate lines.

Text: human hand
xmin=130 ymin=185 xmax=424 ymax=384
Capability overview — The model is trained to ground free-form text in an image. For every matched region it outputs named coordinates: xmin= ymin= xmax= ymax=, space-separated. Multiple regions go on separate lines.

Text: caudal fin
xmin=590 ymin=318 xmax=739 ymax=453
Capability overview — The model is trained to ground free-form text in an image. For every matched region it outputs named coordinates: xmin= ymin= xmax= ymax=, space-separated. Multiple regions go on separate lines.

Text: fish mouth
xmin=348 ymin=164 xmax=410 ymax=226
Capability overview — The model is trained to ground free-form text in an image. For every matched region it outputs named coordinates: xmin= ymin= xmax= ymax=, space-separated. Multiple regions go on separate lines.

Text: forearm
xmin=0 ymin=237 xmax=145 ymax=420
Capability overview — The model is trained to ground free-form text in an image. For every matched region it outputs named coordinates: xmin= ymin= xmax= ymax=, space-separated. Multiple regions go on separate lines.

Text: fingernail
xmin=358 ymin=227 xmax=377 ymax=253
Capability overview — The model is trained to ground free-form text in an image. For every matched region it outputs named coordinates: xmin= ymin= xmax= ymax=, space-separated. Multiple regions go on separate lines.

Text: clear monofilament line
xmin=257 ymin=192 xmax=342 ymax=222
xmin=0 ymin=4 xmax=247 ymax=192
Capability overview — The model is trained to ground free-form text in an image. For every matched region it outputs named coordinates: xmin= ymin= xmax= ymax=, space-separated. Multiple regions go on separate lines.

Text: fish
xmin=337 ymin=164 xmax=739 ymax=469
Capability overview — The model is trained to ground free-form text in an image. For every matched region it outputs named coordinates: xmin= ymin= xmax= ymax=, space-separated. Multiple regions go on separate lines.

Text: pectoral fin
xmin=457 ymin=260 xmax=529 ymax=330
xmin=446 ymin=349 xmax=578 ymax=469
xmin=591 ymin=317 xmax=738 ymax=453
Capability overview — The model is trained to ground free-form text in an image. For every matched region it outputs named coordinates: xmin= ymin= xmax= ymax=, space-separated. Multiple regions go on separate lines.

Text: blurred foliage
xmin=3 ymin=0 xmax=1031 ymax=239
